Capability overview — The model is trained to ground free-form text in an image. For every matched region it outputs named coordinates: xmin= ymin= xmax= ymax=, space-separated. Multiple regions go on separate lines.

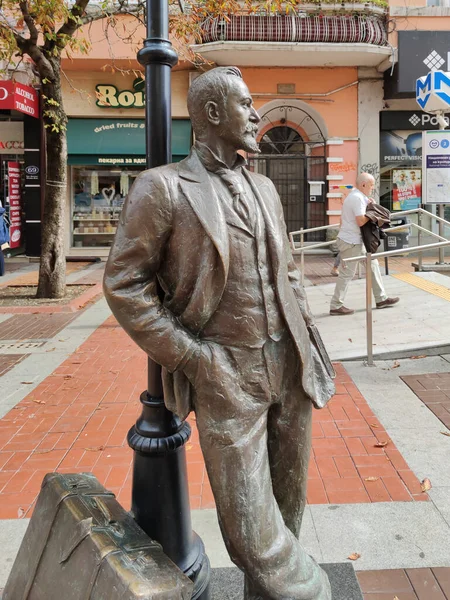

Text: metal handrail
xmin=341 ymin=209 xmax=450 ymax=366
xmin=289 ymin=207 xmax=450 ymax=366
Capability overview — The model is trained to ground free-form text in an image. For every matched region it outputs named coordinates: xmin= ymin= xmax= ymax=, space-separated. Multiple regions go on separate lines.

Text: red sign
xmin=8 ymin=162 xmax=22 ymax=248
xmin=0 ymin=81 xmax=38 ymax=118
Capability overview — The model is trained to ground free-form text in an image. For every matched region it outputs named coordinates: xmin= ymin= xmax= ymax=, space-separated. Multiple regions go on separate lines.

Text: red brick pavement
xmin=0 ymin=317 xmax=427 ymax=519
xmin=402 ymin=373 xmax=450 ymax=430
xmin=0 ymin=313 xmax=78 ymax=341
xmin=357 ymin=567 xmax=450 ymax=599
xmin=0 ymin=354 xmax=26 ymax=377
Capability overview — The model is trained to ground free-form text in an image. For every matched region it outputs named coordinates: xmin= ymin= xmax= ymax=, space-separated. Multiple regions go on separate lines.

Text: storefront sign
xmin=0 ymin=81 xmax=38 ymax=117
xmin=0 ymin=122 xmax=24 ymax=154
xmin=380 ymin=130 xmax=422 ymax=168
xmin=422 ymin=130 xmax=450 ymax=204
xmin=7 ymin=162 xmax=22 ymax=248
xmin=392 ymin=169 xmax=422 ymax=210
xmin=386 ymin=31 xmax=450 ymax=97
xmin=68 ymin=155 xmax=147 ymax=166
xmin=381 ymin=111 xmax=450 ymax=131
xmin=96 ymin=78 xmax=145 ymax=109
xmin=67 ymin=118 xmax=192 ymax=159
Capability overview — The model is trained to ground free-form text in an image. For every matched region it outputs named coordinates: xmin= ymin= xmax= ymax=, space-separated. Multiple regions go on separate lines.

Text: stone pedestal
xmin=210 ymin=564 xmax=363 ymax=600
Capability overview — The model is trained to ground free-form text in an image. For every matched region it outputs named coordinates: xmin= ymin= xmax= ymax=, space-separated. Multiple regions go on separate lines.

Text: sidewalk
xmin=0 ymin=258 xmax=450 ymax=598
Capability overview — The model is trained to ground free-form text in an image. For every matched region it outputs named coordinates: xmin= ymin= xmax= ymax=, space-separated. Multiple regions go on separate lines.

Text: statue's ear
xmin=205 ymin=100 xmax=220 ymax=126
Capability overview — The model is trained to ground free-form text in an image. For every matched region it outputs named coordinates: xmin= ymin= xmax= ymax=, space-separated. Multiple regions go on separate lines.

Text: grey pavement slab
xmin=0 ymin=520 xmax=29 ymax=589
xmin=310 ymin=502 xmax=450 ymax=570
xmin=309 ymin=272 xmax=450 ymax=361
xmin=0 ymin=264 xmax=37 ymax=285
xmin=0 ymin=297 xmax=111 ymax=418
xmin=66 ymin=261 xmax=104 ymax=284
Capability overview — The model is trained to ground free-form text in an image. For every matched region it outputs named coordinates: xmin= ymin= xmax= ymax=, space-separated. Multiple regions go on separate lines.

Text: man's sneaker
xmin=376 ymin=297 xmax=400 ymax=309
xmin=330 ymin=267 xmax=339 ymax=276
xmin=330 ymin=306 xmax=354 ymax=316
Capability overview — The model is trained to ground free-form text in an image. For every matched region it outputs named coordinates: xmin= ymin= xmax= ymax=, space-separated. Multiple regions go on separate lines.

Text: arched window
xmin=259 ymin=126 xmax=305 ymax=155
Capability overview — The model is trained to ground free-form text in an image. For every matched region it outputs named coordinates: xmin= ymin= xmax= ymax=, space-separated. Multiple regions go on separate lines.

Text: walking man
xmin=104 ymin=67 xmax=335 ymax=599
xmin=330 ymin=172 xmax=399 ymax=315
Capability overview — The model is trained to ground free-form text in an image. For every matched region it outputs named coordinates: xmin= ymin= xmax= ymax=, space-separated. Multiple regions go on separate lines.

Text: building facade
xmin=57 ymin=0 xmax=450 ymax=255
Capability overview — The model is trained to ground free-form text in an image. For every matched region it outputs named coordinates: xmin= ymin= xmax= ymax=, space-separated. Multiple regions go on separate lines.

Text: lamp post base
xmin=128 ymin=391 xmax=211 ymax=599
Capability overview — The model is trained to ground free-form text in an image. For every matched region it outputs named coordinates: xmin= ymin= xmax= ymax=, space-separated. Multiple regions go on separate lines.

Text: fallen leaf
xmin=364 ymin=476 xmax=379 ymax=482
xmin=46 ymin=348 xmax=56 ymax=352
xmin=348 ymin=338 xmax=352 ymax=343
xmin=71 ymin=362 xmax=82 ymax=365
xmin=440 ymin=431 xmax=450 ymax=437
xmin=369 ymin=423 xmax=379 ymax=428
xmin=374 ymin=440 xmax=388 ymax=448
xmin=21 ymin=381 xmax=34 ymax=385
xmin=394 ymin=597 xmax=400 ymax=600
xmin=18 ymin=507 xmax=25 ymax=518
xmin=410 ymin=355 xmax=426 ymax=360
xmin=392 ymin=361 xmax=400 ymax=369
xmin=63 ymin=375 xmax=73 ymax=380
xmin=421 ymin=478 xmax=432 ymax=492
xmin=34 ymin=449 xmax=52 ymax=454
xmin=84 ymin=446 xmax=105 ymax=452
xmin=347 ymin=552 xmax=361 ymax=561
xmin=32 ymin=399 xmax=46 ymax=405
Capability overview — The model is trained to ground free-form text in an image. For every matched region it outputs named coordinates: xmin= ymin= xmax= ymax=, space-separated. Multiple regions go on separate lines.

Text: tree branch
xmin=55 ymin=0 xmax=90 ymax=47
xmin=18 ymin=1 xmax=39 ymax=46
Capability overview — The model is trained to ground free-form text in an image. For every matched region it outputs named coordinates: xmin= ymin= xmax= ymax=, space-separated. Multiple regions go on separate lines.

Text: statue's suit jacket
xmin=103 ymin=149 xmax=335 ymax=420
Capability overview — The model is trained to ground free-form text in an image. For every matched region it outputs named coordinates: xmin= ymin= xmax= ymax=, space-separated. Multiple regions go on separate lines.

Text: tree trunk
xmin=36 ymin=57 xmax=68 ymax=299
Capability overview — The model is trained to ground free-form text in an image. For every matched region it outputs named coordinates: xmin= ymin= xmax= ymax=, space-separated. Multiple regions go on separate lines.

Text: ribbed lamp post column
xmin=126 ymin=2 xmax=210 ymax=597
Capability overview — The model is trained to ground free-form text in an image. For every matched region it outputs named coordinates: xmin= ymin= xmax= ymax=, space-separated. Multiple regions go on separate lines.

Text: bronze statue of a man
xmin=104 ymin=67 xmax=335 ymax=600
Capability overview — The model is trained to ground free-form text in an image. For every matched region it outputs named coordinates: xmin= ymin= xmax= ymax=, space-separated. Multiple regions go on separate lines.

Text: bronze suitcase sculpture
xmin=4 ymin=472 xmax=193 ymax=600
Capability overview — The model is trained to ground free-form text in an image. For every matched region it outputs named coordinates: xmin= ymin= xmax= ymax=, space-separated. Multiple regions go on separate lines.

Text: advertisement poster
xmin=7 ymin=162 xmax=22 ymax=248
xmin=392 ymin=169 xmax=422 ymax=210
xmin=380 ymin=130 xmax=422 ymax=168
xmin=422 ymin=130 xmax=450 ymax=204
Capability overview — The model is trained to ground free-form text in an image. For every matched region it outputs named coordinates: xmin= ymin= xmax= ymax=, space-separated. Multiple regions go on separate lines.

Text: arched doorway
xmin=248 ymin=102 xmax=327 ymax=240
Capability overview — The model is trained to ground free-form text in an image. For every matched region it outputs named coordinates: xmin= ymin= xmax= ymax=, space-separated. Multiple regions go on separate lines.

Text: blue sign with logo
xmin=416 ymin=73 xmax=432 ymax=110
xmin=416 ymin=71 xmax=450 ymax=112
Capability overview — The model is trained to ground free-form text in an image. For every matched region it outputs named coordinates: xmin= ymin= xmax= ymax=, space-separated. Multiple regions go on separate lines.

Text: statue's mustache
xmin=245 ymin=123 xmax=259 ymax=135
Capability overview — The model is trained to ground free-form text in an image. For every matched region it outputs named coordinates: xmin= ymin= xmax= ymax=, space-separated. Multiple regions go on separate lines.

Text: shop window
xmin=71 ymin=166 xmax=139 ymax=248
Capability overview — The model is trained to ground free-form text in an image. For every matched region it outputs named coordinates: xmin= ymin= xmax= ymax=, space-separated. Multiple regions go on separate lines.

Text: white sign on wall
xmin=422 ymin=130 xmax=450 ymax=204
xmin=0 ymin=121 xmax=24 ymax=154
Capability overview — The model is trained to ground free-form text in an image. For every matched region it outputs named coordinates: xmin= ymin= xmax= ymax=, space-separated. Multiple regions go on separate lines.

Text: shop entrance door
xmin=247 ymin=123 xmax=327 ymax=241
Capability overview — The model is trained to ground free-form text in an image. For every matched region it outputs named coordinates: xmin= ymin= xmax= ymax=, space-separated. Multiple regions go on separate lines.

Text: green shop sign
xmin=67 ymin=118 xmax=192 ymax=162
xmin=96 ymin=78 xmax=145 ymax=109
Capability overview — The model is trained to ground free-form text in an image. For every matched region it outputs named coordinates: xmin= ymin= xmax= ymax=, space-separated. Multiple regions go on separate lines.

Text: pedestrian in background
xmin=329 ymin=172 xmax=399 ymax=315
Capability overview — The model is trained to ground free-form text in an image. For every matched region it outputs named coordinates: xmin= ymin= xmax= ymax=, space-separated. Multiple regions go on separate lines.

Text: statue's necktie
xmin=214 ymin=167 xmax=252 ymax=224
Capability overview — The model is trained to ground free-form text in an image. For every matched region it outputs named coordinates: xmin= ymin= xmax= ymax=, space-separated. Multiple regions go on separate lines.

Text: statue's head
xmin=187 ymin=67 xmax=261 ymax=153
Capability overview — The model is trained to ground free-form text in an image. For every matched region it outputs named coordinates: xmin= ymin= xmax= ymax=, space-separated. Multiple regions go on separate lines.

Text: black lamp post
xmin=126 ymin=1 xmax=210 ymax=597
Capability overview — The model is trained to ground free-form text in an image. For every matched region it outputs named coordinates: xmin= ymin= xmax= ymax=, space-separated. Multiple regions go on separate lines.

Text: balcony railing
xmin=201 ymin=14 xmax=387 ymax=46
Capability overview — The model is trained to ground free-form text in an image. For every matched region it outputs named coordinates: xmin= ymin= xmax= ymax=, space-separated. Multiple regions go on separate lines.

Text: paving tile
xmin=432 ymin=568 xmax=450 ymax=597
xmin=357 ymin=569 xmax=414 ymax=593
xmin=406 ymin=568 xmax=447 ymax=599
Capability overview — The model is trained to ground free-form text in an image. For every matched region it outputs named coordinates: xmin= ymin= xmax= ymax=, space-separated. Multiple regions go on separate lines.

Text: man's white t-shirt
xmin=338 ymin=189 xmax=368 ymax=245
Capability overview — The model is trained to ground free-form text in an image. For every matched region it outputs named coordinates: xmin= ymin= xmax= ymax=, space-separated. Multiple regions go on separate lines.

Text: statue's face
xmin=218 ymin=79 xmax=261 ymax=153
